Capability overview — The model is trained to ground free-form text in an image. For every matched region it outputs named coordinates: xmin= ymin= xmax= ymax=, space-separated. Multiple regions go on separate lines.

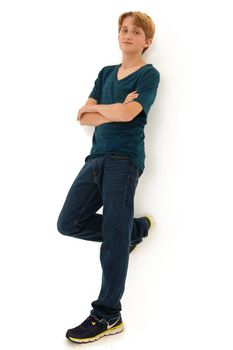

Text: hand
xmin=77 ymin=106 xmax=87 ymax=121
xmin=123 ymin=91 xmax=139 ymax=104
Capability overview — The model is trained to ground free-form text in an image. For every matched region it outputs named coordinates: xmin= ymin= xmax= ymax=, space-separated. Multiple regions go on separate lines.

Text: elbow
xmin=120 ymin=103 xmax=142 ymax=122
xmin=121 ymin=111 xmax=138 ymax=122
xmin=122 ymin=115 xmax=133 ymax=122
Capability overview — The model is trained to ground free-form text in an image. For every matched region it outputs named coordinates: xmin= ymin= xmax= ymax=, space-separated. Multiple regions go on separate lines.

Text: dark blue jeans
xmin=57 ymin=153 xmax=149 ymax=324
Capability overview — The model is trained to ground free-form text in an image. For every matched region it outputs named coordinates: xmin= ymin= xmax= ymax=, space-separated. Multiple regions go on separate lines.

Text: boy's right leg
xmin=57 ymin=156 xmax=149 ymax=244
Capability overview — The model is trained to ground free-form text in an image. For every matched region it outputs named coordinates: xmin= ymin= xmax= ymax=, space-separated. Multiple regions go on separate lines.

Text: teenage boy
xmin=57 ymin=11 xmax=160 ymax=344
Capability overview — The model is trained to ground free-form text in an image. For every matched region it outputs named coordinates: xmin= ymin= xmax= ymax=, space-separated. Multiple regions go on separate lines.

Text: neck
xmin=121 ymin=53 xmax=145 ymax=69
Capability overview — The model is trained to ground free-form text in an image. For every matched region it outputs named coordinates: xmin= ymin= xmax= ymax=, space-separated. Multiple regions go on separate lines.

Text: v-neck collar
xmin=115 ymin=63 xmax=151 ymax=82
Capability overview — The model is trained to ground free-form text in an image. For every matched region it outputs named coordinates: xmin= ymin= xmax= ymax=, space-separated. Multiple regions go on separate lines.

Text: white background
xmin=0 ymin=0 xmax=233 ymax=349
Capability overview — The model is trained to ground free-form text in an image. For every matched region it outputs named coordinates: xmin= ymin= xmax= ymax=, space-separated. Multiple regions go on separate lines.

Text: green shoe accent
xmin=144 ymin=214 xmax=155 ymax=230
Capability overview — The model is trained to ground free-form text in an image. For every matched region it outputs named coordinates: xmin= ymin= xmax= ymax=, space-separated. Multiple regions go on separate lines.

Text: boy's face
xmin=118 ymin=16 xmax=152 ymax=55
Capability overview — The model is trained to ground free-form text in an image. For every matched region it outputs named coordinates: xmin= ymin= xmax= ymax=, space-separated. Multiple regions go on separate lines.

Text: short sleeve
xmin=88 ymin=68 xmax=104 ymax=102
xmin=134 ymin=68 xmax=160 ymax=116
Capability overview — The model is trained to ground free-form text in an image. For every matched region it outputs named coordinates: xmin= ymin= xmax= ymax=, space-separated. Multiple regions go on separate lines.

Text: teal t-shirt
xmin=85 ymin=63 xmax=160 ymax=174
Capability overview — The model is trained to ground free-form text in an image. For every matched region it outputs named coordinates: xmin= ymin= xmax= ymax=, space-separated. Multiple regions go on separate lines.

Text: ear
xmin=144 ymin=38 xmax=153 ymax=49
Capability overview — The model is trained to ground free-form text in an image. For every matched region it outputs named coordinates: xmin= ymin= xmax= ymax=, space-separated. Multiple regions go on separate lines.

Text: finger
xmin=125 ymin=96 xmax=134 ymax=101
xmin=124 ymin=98 xmax=134 ymax=104
xmin=124 ymin=94 xmax=138 ymax=102
xmin=128 ymin=93 xmax=139 ymax=97
xmin=127 ymin=95 xmax=138 ymax=100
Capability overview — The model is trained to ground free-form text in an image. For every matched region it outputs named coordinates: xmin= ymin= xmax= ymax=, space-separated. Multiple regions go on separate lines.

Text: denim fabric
xmin=57 ymin=152 xmax=149 ymax=324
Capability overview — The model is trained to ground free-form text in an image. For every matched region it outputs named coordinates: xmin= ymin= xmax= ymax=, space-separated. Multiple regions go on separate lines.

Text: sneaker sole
xmin=67 ymin=323 xmax=124 ymax=344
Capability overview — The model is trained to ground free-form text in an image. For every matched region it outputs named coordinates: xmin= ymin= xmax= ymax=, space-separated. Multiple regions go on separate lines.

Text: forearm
xmin=78 ymin=99 xmax=142 ymax=124
xmin=97 ymin=103 xmax=127 ymax=122
xmin=85 ymin=103 xmax=127 ymax=122
xmin=86 ymin=102 xmax=142 ymax=122
xmin=79 ymin=112 xmax=113 ymax=126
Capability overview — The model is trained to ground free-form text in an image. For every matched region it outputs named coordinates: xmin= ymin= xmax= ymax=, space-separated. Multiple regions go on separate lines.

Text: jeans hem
xmin=90 ymin=311 xmax=121 ymax=324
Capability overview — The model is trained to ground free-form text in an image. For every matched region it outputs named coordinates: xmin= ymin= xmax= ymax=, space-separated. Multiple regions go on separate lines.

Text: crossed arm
xmin=77 ymin=91 xmax=143 ymax=126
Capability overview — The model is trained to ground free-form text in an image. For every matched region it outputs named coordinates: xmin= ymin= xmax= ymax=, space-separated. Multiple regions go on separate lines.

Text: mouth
xmin=123 ymin=42 xmax=133 ymax=45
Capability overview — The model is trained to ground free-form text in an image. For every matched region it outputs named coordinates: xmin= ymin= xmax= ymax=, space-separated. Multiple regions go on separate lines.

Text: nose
xmin=123 ymin=31 xmax=133 ymax=41
xmin=125 ymin=33 xmax=133 ymax=40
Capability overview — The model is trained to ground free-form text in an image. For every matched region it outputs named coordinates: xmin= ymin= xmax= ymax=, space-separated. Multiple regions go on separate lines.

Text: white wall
xmin=0 ymin=0 xmax=233 ymax=349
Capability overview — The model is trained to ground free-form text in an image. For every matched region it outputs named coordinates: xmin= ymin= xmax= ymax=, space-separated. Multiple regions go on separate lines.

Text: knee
xmin=57 ymin=215 xmax=84 ymax=237
xmin=57 ymin=217 xmax=70 ymax=236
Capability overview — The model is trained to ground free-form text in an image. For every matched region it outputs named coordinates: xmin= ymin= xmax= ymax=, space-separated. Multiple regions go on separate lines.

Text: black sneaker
xmin=129 ymin=243 xmax=137 ymax=253
xmin=66 ymin=315 xmax=124 ymax=344
xmin=129 ymin=215 xmax=154 ymax=253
